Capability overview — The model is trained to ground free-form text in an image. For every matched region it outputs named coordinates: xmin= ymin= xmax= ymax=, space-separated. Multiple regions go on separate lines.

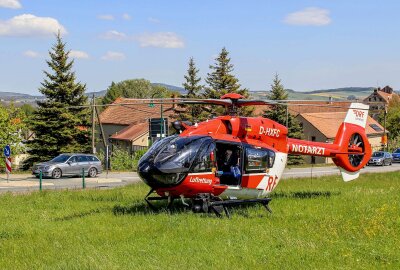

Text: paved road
xmin=0 ymin=172 xmax=141 ymax=193
xmin=283 ymin=163 xmax=400 ymax=178
xmin=1 ymin=164 xmax=399 ymax=193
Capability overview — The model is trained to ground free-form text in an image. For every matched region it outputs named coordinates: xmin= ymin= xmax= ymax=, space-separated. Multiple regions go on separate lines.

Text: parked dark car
xmin=392 ymin=148 xmax=400 ymax=162
xmin=367 ymin=151 xmax=392 ymax=166
xmin=32 ymin=153 xmax=102 ymax=179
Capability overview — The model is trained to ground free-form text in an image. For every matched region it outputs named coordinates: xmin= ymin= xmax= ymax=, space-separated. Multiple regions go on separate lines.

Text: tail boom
xmin=287 ymin=103 xmax=372 ymax=180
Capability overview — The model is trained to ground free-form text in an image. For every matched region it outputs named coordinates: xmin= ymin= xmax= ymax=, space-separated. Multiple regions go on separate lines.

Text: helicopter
xmin=137 ymin=93 xmax=372 ymax=216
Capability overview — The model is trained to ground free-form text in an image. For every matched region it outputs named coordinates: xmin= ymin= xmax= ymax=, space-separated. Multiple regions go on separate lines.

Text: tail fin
xmin=333 ymin=103 xmax=372 ymax=181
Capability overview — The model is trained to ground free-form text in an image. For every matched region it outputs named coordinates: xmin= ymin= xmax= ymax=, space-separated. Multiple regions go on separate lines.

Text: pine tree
xmin=26 ymin=33 xmax=90 ymax=165
xmin=204 ymin=47 xmax=252 ymax=116
xmin=177 ymin=57 xmax=204 ymax=122
xmin=263 ymin=74 xmax=304 ymax=165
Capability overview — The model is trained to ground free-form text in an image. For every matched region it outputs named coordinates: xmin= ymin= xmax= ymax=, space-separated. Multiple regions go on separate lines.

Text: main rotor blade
xmin=180 ymin=99 xmax=232 ymax=106
xmin=123 ymin=98 xmax=232 ymax=106
xmin=236 ymin=100 xmax=279 ymax=107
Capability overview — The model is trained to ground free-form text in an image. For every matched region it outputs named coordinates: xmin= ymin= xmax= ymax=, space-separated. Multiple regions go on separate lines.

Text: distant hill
xmin=0 ymin=92 xmax=40 ymax=99
xmin=152 ymin=83 xmax=185 ymax=94
xmin=0 ymin=86 xmax=383 ymax=104
xmin=86 ymin=83 xmax=186 ymax=98
xmin=251 ymin=87 xmax=376 ymax=101
xmin=86 ymin=90 xmax=107 ymax=97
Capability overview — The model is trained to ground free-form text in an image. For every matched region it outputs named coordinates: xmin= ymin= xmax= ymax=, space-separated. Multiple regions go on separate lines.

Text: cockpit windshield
xmin=138 ymin=136 xmax=214 ymax=187
xmin=154 ymin=136 xmax=213 ymax=173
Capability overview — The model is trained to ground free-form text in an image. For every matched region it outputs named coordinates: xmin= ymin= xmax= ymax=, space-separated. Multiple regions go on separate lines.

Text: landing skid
xmin=144 ymin=189 xmax=175 ymax=211
xmin=192 ymin=194 xmax=272 ymax=218
xmin=144 ymin=189 xmax=272 ymax=217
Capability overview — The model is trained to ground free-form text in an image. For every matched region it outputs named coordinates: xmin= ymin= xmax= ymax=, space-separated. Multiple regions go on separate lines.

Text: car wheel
xmin=88 ymin=167 xmax=97 ymax=178
xmin=52 ymin=168 xmax=62 ymax=179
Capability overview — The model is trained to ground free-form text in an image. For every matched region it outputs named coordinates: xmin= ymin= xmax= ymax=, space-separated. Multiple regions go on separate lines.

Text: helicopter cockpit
xmin=138 ymin=135 xmax=215 ymax=188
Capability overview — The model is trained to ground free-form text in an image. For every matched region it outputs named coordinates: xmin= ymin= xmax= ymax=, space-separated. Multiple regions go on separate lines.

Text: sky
xmin=1 ymin=0 xmax=400 ymax=95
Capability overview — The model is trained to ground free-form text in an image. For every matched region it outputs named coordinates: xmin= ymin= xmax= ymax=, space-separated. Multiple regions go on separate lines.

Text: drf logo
xmin=353 ymin=109 xmax=365 ymax=119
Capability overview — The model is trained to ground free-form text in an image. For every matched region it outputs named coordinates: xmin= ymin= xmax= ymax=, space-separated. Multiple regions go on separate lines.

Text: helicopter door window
xmin=192 ymin=141 xmax=216 ymax=173
xmin=245 ymin=148 xmax=275 ymax=173
xmin=216 ymin=143 xmax=241 ymax=186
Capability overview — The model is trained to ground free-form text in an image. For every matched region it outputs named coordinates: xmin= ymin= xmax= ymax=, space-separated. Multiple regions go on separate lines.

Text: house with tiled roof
xmin=296 ymin=112 xmax=387 ymax=164
xmin=98 ymin=97 xmax=177 ymax=153
xmin=363 ymin=86 xmax=398 ymax=120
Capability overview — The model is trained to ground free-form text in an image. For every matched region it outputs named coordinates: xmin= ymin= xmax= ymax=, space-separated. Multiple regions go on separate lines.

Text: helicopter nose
xmin=138 ymin=159 xmax=187 ymax=188
xmin=137 ymin=161 xmax=156 ymax=186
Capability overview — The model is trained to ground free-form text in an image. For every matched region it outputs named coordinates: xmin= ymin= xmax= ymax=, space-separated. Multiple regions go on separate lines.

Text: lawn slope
xmin=0 ymin=172 xmax=399 ymax=269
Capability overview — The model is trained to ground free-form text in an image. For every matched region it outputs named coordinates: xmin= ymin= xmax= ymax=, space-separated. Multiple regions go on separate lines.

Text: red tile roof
xmin=110 ymin=122 xmax=148 ymax=141
xmin=376 ymin=90 xmax=393 ymax=101
xmin=298 ymin=112 xmax=386 ymax=139
xmin=100 ymin=97 xmax=176 ymax=125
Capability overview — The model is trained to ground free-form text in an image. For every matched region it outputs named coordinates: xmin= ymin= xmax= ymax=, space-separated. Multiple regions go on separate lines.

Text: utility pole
xmin=384 ymin=105 xmax=387 ymax=152
xmin=160 ymin=99 xmax=163 ymax=138
xmin=91 ymin=94 xmax=96 ymax=154
xmin=286 ymin=106 xmax=289 ymax=127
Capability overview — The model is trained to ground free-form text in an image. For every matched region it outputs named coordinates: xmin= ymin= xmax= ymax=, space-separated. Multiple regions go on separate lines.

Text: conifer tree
xmin=177 ymin=57 xmax=204 ymax=122
xmin=204 ymin=47 xmax=253 ymax=116
xmin=263 ymin=74 xmax=304 ymax=165
xmin=27 ymin=33 xmax=90 ymax=165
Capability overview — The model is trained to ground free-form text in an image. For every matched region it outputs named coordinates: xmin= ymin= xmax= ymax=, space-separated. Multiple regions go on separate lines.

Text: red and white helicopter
xmin=137 ymin=93 xmax=372 ymax=216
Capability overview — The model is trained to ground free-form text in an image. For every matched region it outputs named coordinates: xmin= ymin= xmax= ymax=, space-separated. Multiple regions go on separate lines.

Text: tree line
xmin=4 ymin=34 xmax=338 ymax=168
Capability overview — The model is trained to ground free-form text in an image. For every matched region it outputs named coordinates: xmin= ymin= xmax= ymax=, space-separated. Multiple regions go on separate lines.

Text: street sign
xmin=5 ymin=157 xmax=11 ymax=175
xmin=4 ymin=145 xmax=11 ymax=158
xmin=149 ymin=118 xmax=168 ymax=138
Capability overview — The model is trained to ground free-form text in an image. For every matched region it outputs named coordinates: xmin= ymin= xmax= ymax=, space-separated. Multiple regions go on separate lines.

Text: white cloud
xmin=136 ymin=32 xmax=184 ymax=48
xmin=98 ymin=14 xmax=114 ymax=21
xmin=148 ymin=17 xmax=160 ymax=24
xmin=284 ymin=7 xmax=331 ymax=26
xmin=100 ymin=30 xmax=128 ymax=41
xmin=69 ymin=50 xmax=89 ymax=59
xmin=122 ymin=13 xmax=131 ymax=20
xmin=0 ymin=14 xmax=67 ymax=37
xmin=101 ymin=51 xmax=125 ymax=61
xmin=23 ymin=50 xmax=39 ymax=58
xmin=0 ymin=0 xmax=21 ymax=9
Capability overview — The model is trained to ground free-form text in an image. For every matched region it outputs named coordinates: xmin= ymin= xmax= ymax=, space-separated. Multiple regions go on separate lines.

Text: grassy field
xmin=0 ymin=172 xmax=399 ymax=269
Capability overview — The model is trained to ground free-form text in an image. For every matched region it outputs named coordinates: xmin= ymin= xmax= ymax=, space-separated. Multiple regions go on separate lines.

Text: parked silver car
xmin=367 ymin=151 xmax=393 ymax=166
xmin=32 ymin=153 xmax=102 ymax=179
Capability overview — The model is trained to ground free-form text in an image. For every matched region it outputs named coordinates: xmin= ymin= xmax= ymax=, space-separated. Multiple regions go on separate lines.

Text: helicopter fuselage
xmin=138 ymin=115 xmax=291 ymax=199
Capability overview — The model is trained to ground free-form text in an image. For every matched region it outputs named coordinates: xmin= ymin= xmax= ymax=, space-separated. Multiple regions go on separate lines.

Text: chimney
xmin=171 ymin=94 xmax=177 ymax=109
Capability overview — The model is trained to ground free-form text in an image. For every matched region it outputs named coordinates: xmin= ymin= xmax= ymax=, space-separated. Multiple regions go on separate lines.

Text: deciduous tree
xmin=102 ymin=79 xmax=170 ymax=105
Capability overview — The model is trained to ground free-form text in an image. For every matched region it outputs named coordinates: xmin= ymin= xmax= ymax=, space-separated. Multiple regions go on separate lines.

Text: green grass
xmin=0 ymin=172 xmax=399 ymax=269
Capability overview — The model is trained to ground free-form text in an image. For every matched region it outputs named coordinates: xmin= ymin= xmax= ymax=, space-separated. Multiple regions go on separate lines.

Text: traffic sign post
xmin=4 ymin=145 xmax=11 ymax=183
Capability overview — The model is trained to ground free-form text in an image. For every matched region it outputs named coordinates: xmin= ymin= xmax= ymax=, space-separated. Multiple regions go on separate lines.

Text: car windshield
xmin=394 ymin=149 xmax=400 ymax=153
xmin=372 ymin=152 xmax=384 ymax=157
xmin=51 ymin=154 xmax=71 ymax=163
